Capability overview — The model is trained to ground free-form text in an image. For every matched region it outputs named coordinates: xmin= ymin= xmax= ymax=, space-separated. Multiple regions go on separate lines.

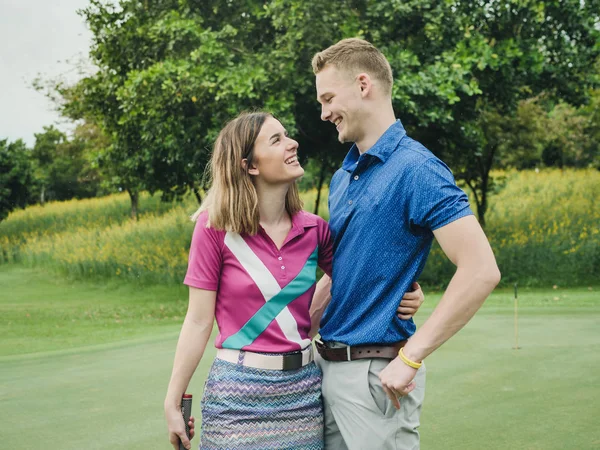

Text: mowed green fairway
xmin=1 ymin=266 xmax=599 ymax=449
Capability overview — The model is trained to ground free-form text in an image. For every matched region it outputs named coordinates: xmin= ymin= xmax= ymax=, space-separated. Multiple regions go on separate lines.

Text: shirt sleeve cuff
xmin=183 ymin=276 xmax=218 ymax=291
xmin=430 ymin=208 xmax=474 ymax=231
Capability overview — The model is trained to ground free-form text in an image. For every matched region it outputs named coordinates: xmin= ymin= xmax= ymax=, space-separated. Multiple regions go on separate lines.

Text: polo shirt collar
xmin=292 ymin=210 xmax=318 ymax=230
xmin=282 ymin=211 xmax=317 ymax=243
xmin=341 ymin=120 xmax=407 ymax=173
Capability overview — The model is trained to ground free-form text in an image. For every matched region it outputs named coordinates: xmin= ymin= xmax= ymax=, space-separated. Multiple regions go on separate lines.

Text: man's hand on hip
xmin=379 ymin=357 xmax=418 ymax=410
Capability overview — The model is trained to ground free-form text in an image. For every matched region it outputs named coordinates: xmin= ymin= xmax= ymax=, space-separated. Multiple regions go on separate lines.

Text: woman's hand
xmin=166 ymin=408 xmax=195 ymax=450
xmin=396 ymin=282 xmax=425 ymax=320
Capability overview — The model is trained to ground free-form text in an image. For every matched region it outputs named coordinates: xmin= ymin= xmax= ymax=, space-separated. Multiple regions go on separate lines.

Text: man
xmin=310 ymin=38 xmax=501 ymax=449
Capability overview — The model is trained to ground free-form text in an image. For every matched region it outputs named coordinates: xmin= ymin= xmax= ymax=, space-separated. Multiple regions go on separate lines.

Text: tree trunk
xmin=40 ymin=185 xmax=46 ymax=206
xmin=478 ymin=181 xmax=487 ymax=228
xmin=313 ymin=161 xmax=328 ymax=216
xmin=192 ymin=186 xmax=202 ymax=204
xmin=127 ymin=189 xmax=139 ymax=220
xmin=465 ymin=179 xmax=486 ymax=227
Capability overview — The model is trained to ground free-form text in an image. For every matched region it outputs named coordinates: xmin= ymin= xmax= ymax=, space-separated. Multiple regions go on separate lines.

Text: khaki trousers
xmin=316 ymin=353 xmax=426 ymax=450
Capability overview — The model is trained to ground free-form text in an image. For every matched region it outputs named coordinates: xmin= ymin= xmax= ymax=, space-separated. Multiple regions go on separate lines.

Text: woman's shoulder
xmin=191 ymin=210 xmax=226 ymax=240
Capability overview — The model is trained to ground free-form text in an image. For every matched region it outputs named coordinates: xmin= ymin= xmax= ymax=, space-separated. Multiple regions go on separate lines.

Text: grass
xmin=0 ymin=264 xmax=189 ymax=356
xmin=1 ymin=265 xmax=599 ymax=449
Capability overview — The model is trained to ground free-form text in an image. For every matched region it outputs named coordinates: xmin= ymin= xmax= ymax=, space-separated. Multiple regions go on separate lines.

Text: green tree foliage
xmin=0 ymin=139 xmax=34 ymax=221
xmin=30 ymin=125 xmax=105 ymax=204
xmin=485 ymin=98 xmax=548 ymax=170
xmin=54 ymin=0 xmax=599 ymax=223
xmin=486 ymin=93 xmax=600 ymax=171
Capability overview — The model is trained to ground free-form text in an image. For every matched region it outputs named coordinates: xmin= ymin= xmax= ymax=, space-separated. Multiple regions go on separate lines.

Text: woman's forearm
xmin=165 ymin=316 xmax=214 ymax=409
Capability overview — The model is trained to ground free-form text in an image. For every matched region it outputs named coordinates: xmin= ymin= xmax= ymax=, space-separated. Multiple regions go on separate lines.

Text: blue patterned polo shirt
xmin=319 ymin=120 xmax=473 ymax=345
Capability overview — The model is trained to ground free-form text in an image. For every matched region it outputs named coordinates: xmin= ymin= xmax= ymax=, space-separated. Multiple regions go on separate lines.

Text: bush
xmin=2 ymin=169 xmax=598 ymax=287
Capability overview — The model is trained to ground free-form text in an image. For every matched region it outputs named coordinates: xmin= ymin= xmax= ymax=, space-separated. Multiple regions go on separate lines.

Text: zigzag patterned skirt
xmin=200 ymin=357 xmax=324 ymax=450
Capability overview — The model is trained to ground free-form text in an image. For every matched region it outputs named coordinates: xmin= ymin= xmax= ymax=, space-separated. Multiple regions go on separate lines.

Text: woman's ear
xmin=242 ymin=158 xmax=259 ymax=176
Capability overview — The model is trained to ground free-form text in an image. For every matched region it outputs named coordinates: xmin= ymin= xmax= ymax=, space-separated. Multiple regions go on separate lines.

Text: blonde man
xmin=311 ymin=39 xmax=500 ymax=449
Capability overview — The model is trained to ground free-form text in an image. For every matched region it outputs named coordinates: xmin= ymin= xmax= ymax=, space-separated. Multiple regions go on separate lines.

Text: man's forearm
xmin=402 ymin=264 xmax=500 ymax=363
xmin=309 ymin=274 xmax=332 ymax=338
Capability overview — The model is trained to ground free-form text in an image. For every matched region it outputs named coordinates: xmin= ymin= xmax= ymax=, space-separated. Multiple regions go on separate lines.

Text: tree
xmin=52 ymin=0 xmax=600 ymax=224
xmin=31 ymin=126 xmax=66 ymax=204
xmin=30 ymin=125 xmax=106 ymax=204
xmin=0 ymin=139 xmax=34 ymax=221
xmin=492 ymin=97 xmax=548 ymax=170
xmin=365 ymin=1 xmax=600 ymax=225
xmin=490 ymin=93 xmax=600 ymax=171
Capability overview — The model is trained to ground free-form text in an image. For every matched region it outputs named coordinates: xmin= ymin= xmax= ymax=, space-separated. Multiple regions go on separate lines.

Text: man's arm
xmin=379 ymin=215 xmax=500 ymax=407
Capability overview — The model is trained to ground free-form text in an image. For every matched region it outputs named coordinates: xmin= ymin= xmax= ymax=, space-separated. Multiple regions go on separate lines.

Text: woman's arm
xmin=309 ymin=274 xmax=332 ymax=338
xmin=164 ymin=287 xmax=216 ymax=450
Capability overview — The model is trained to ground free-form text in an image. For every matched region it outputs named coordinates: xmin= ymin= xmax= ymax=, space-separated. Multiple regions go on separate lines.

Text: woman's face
xmin=246 ymin=117 xmax=304 ymax=184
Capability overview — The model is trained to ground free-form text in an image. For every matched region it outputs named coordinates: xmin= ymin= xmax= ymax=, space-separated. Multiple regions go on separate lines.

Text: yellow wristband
xmin=398 ymin=347 xmax=422 ymax=369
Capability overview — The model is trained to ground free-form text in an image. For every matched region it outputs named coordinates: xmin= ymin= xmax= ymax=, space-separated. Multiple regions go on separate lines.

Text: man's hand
xmin=397 ymin=282 xmax=425 ymax=320
xmin=379 ymin=357 xmax=418 ymax=410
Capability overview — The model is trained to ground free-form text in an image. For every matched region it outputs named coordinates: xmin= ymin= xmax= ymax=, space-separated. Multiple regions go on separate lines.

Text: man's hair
xmin=191 ymin=111 xmax=303 ymax=234
xmin=312 ymin=38 xmax=393 ymax=95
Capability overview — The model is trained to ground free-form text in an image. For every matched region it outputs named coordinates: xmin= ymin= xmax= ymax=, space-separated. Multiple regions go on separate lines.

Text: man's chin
xmin=337 ymin=133 xmax=351 ymax=144
xmin=336 ymin=125 xmax=358 ymax=144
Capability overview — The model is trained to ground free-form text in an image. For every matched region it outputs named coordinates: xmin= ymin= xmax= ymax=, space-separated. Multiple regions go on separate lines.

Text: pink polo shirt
xmin=184 ymin=210 xmax=333 ymax=353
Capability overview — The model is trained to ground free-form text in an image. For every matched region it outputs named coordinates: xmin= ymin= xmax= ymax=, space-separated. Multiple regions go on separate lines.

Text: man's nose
xmin=321 ymin=106 xmax=331 ymax=122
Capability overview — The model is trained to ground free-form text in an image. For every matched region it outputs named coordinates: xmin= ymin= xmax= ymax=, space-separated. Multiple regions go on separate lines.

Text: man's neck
xmin=355 ymin=104 xmax=396 ymax=154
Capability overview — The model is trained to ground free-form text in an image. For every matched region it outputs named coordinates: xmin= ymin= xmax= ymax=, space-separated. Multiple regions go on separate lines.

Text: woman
xmin=164 ymin=112 xmax=424 ymax=450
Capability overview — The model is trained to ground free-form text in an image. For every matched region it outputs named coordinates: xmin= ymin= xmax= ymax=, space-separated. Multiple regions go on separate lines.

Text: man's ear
xmin=242 ymin=158 xmax=259 ymax=176
xmin=357 ymin=73 xmax=372 ymax=98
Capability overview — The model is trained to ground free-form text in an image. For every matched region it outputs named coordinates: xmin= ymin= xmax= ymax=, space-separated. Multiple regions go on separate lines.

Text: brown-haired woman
xmin=164 ymin=112 xmax=423 ymax=450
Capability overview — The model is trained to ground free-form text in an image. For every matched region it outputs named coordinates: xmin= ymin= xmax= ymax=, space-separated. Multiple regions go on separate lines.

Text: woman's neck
xmin=255 ymin=183 xmax=291 ymax=227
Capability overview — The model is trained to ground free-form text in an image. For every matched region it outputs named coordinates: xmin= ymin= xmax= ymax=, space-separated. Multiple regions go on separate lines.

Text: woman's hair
xmin=191 ymin=111 xmax=303 ymax=234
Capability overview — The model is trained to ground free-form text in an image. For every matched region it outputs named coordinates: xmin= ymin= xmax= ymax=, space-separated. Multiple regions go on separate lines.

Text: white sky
xmin=0 ymin=0 xmax=93 ymax=146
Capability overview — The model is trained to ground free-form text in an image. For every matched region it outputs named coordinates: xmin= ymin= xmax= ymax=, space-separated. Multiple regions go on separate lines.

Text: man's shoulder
xmin=395 ymin=135 xmax=436 ymax=164
xmin=392 ymin=136 xmax=454 ymax=177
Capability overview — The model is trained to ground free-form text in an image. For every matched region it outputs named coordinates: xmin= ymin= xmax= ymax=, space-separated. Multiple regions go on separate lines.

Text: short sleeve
xmin=407 ymin=158 xmax=473 ymax=231
xmin=183 ymin=212 xmax=223 ymax=290
xmin=316 ymin=217 xmax=333 ymax=277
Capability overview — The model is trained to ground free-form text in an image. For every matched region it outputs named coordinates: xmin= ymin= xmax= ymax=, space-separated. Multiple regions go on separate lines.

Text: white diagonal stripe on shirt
xmin=224 ymin=232 xmax=311 ymax=348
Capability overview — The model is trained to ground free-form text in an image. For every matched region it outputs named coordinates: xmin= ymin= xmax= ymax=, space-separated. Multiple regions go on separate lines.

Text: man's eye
xmin=327 ymin=97 xmax=333 ymax=103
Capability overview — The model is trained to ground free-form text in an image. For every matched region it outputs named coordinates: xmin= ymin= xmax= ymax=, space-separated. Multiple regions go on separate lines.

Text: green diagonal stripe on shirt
xmin=222 ymin=246 xmax=318 ymax=350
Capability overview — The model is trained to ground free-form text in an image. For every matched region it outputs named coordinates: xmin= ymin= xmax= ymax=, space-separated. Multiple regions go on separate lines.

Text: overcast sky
xmin=1 ymin=0 xmax=93 ymax=146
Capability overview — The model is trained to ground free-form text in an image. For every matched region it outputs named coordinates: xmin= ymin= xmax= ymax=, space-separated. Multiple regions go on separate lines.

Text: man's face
xmin=316 ymin=65 xmax=364 ymax=144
